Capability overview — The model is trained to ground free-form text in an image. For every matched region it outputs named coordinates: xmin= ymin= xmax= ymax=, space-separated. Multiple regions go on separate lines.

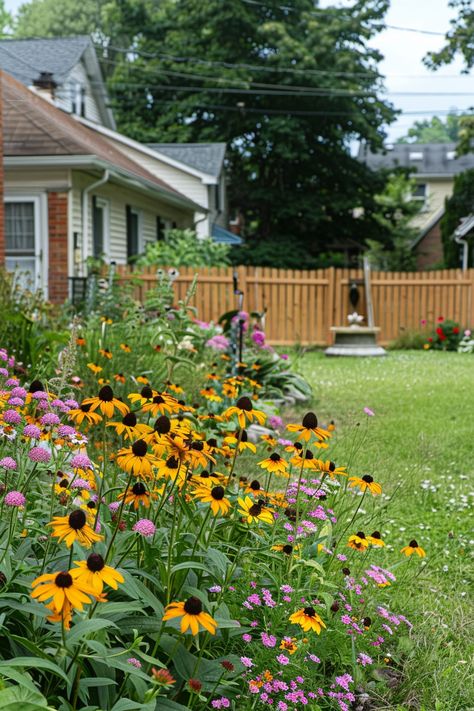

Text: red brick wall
xmin=0 ymin=71 xmax=5 ymax=265
xmin=414 ymin=218 xmax=444 ymax=270
xmin=48 ymin=192 xmax=68 ymax=302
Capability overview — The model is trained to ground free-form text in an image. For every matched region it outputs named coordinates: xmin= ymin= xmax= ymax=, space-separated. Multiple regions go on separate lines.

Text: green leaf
xmin=0 ymin=658 xmax=68 ymax=684
xmin=114 ymin=616 xmax=163 ymax=635
xmin=66 ymin=618 xmax=118 ymax=646
xmin=79 ymin=677 xmax=117 ymax=688
xmin=0 ymin=686 xmax=54 ymax=711
xmin=170 ymin=561 xmax=213 ymax=575
xmin=153 ymin=699 xmax=191 ymax=711
xmin=111 ymin=700 xmax=155 ymax=711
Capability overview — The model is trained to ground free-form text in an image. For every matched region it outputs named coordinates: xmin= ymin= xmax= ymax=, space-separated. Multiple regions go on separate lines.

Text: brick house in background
xmin=1 ymin=71 xmax=202 ymax=302
xmin=359 ymin=142 xmax=474 ymax=269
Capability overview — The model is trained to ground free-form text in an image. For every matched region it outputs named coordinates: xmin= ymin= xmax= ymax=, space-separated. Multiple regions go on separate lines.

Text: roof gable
xmin=147 ymin=143 xmax=226 ymax=178
xmin=2 ymin=72 xmax=197 ymax=208
xmin=0 ymin=36 xmax=91 ymax=86
xmin=359 ymin=142 xmax=474 ymax=177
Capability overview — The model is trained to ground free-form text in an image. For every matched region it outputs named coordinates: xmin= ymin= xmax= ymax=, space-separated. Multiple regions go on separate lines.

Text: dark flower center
xmin=132 ymin=482 xmax=147 ymax=495
xmin=211 ymin=486 xmax=225 ymax=501
xmin=363 ymin=616 xmax=372 ymax=628
xmin=98 ymin=385 xmax=114 ymax=402
xmin=122 ymin=412 xmax=137 ymax=427
xmin=183 ymin=596 xmax=203 ymax=615
xmin=342 ymin=567 xmax=351 ymax=576
xmin=356 ymin=531 xmax=366 ymax=539
xmin=362 ymin=475 xmax=374 ymax=483
xmin=166 ymin=456 xmax=179 ymax=469
xmin=59 ymin=479 xmax=69 ymax=488
xmin=371 ymin=531 xmax=381 ymax=539
xmin=29 ymin=379 xmax=44 ymax=393
xmin=87 ymin=501 xmax=95 ymax=509
xmin=132 ymin=439 xmax=148 ymax=457
xmin=55 ymin=572 xmax=73 ymax=588
xmin=153 ymin=395 xmax=165 ymax=405
xmin=68 ymin=509 xmax=86 ymax=530
xmin=282 ymin=544 xmax=293 ymax=555
xmin=87 ymin=553 xmax=105 ymax=572
xmin=305 ymin=450 xmax=314 ymax=460
xmin=409 ymin=539 xmax=419 ymax=548
xmin=237 ymin=429 xmax=248 ymax=442
xmin=207 ymin=438 xmax=217 ymax=448
xmin=249 ymin=503 xmax=262 ymax=516
xmin=141 ymin=386 xmax=153 ymax=399
xmin=250 ymin=480 xmax=261 ymax=491
xmin=191 ymin=441 xmax=204 ymax=451
xmin=236 ymin=396 xmax=252 ymax=412
xmin=329 ymin=461 xmax=336 ymax=472
xmin=80 ymin=403 xmax=92 ymax=412
xmin=155 ymin=415 xmax=171 ymax=434
xmin=270 ymin=453 xmax=281 ymax=462
xmin=294 ymin=442 xmax=302 ymax=451
xmin=302 ymin=412 xmax=318 ymax=429
xmin=303 ymin=606 xmax=316 ymax=617
xmin=200 ymin=471 xmax=210 ymax=478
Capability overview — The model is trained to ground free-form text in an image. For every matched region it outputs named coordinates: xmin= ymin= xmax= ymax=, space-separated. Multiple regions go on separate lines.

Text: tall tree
xmin=440 ymin=169 xmax=474 ymax=267
xmin=396 ymin=113 xmax=462 ymax=144
xmin=14 ymin=0 xmax=107 ymax=38
xmin=106 ymin=0 xmax=396 ymax=265
xmin=0 ymin=0 xmax=12 ymax=35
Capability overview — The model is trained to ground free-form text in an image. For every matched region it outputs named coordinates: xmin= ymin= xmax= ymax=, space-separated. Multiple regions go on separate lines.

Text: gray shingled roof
xmin=147 ymin=142 xmax=226 ymax=178
xmin=359 ymin=142 xmax=474 ymax=177
xmin=0 ymin=36 xmax=91 ymax=86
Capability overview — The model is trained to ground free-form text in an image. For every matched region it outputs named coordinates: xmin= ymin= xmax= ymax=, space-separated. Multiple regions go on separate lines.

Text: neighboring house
xmin=0 ymin=35 xmax=115 ymax=129
xmin=75 ymin=119 xmax=241 ymax=244
xmin=1 ymin=71 xmax=202 ymax=302
xmin=359 ymin=142 xmax=474 ymax=268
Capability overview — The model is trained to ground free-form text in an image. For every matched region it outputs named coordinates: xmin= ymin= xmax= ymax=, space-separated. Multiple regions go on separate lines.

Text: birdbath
xmin=325 ymin=313 xmax=386 ymax=357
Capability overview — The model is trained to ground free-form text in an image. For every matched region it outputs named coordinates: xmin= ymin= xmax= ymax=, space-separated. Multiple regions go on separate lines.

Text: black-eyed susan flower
xmin=367 ymin=531 xmax=385 ymax=547
xmin=118 ymin=481 xmax=151 ymax=509
xmin=82 ymin=385 xmax=129 ymax=419
xmin=289 ymin=606 xmax=326 ymax=634
xmin=69 ymin=403 xmax=102 ymax=426
xmin=120 ymin=343 xmax=132 ymax=353
xmin=156 ymin=455 xmax=185 ymax=482
xmin=48 ymin=510 xmax=103 ymax=548
xmin=401 ymin=539 xmax=426 ymax=557
xmin=348 ymin=475 xmax=382 ymax=496
xmin=198 ymin=412 xmax=224 ymax=423
xmin=290 ymin=449 xmax=318 ymax=469
xmin=162 ymin=596 xmax=218 ymax=635
xmin=258 ymin=452 xmax=289 ymax=475
xmin=200 ymin=387 xmax=222 ymax=403
xmin=114 ymin=373 xmax=126 ymax=384
xmin=271 ymin=543 xmax=298 ymax=557
xmin=193 ymin=483 xmax=231 ymax=516
xmin=87 ymin=363 xmax=103 ymax=374
xmin=128 ymin=385 xmax=154 ymax=406
xmin=279 ymin=638 xmax=298 ymax=654
xmin=348 ymin=531 xmax=369 ymax=551
xmin=70 ymin=553 xmax=124 ymax=595
xmin=99 ymin=348 xmax=113 ymax=359
xmin=31 ymin=570 xmax=95 ymax=617
xmin=224 ymin=429 xmax=256 ymax=453
xmin=223 ymin=396 xmax=266 ymax=429
xmin=142 ymin=392 xmax=180 ymax=417
xmin=287 ymin=412 xmax=330 ymax=442
xmin=107 ymin=411 xmax=149 ymax=440
xmin=243 ymin=479 xmax=266 ymax=496
xmin=237 ymin=496 xmax=274 ymax=525
xmin=76 ymin=337 xmax=86 ymax=347
xmin=116 ymin=439 xmax=159 ymax=477
xmin=316 ymin=460 xmax=347 ymax=478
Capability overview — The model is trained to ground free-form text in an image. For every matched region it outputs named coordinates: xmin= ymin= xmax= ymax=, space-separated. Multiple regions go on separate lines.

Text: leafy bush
xmin=136 ymin=229 xmax=231 ymax=268
xmin=388 ymin=327 xmax=428 ymax=350
xmin=425 ymin=317 xmax=462 ymax=351
xmin=457 ymin=328 xmax=474 ymax=352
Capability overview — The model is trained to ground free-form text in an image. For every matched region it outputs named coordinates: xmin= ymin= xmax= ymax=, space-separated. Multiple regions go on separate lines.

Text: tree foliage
xmin=0 ymin=0 xmax=12 ymax=36
xmin=440 ymin=169 xmax=474 ymax=267
xmin=14 ymin=0 xmax=107 ymax=38
xmin=396 ymin=113 xmax=462 ymax=144
xmin=136 ymin=229 xmax=231 ymax=268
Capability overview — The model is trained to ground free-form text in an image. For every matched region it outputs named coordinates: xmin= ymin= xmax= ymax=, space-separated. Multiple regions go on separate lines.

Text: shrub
xmin=136 ymin=229 xmax=231 ymax=268
xmin=425 ymin=317 xmax=462 ymax=351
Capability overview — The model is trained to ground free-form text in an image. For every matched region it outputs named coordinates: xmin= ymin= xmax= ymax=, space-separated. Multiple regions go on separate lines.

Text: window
xmin=412 ymin=183 xmax=428 ymax=211
xmin=92 ymin=197 xmax=109 ymax=259
xmin=126 ymin=206 xmax=142 ymax=260
xmin=156 ymin=216 xmax=166 ymax=241
xmin=5 ymin=199 xmax=40 ymax=290
xmin=214 ymin=183 xmax=221 ymax=212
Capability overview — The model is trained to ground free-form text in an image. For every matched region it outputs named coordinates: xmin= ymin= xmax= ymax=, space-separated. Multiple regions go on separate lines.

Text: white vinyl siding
xmin=58 ymin=62 xmax=103 ymax=125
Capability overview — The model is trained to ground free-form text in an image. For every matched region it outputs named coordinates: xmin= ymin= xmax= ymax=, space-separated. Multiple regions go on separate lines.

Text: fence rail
xmin=113 ymin=265 xmax=474 ymax=346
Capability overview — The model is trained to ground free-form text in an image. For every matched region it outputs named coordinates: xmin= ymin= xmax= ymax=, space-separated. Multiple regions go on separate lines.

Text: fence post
xmin=470 ymin=268 xmax=474 ymax=325
xmin=237 ymin=266 xmax=247 ymax=310
xmin=326 ymin=267 xmax=335 ymax=345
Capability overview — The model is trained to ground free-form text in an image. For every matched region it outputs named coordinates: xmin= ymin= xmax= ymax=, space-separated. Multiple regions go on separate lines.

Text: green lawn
xmin=295 ymin=350 xmax=474 ymax=711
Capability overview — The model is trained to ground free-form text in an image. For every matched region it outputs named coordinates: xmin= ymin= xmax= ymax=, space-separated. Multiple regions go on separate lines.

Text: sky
xmin=3 ymin=0 xmax=473 ymax=141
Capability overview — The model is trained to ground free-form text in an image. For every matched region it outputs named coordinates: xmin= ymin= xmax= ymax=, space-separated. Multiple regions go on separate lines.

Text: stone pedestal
xmin=325 ymin=326 xmax=387 ymax=357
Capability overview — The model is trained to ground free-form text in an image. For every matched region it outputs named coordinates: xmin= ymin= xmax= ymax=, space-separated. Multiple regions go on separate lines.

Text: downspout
xmin=82 ymin=169 xmax=110 ymax=274
xmin=454 ymin=233 xmax=469 ymax=272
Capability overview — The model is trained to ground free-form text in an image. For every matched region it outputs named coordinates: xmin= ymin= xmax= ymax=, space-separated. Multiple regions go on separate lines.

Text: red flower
xmin=428 ymin=337 xmax=433 ymax=343
xmin=453 ymin=327 xmax=460 ymax=334
xmin=437 ymin=316 xmax=444 ymax=322
xmin=436 ymin=327 xmax=444 ymax=336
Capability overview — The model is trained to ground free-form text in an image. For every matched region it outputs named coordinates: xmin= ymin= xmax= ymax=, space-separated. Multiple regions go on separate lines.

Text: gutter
xmin=454 ymin=233 xmax=469 ymax=271
xmin=82 ymin=169 xmax=110 ymax=274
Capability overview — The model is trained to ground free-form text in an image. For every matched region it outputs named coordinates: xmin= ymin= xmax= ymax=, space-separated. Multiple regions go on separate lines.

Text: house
xmin=1 ymin=71 xmax=203 ymax=302
xmin=0 ymin=36 xmax=115 ymax=129
xmin=359 ymin=142 xmax=474 ymax=268
xmin=75 ymin=119 xmax=241 ymax=245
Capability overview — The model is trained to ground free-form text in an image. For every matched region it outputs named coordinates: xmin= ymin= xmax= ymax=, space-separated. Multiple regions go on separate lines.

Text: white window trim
xmin=4 ymin=194 xmax=48 ymax=296
xmin=93 ymin=196 xmax=110 ymax=261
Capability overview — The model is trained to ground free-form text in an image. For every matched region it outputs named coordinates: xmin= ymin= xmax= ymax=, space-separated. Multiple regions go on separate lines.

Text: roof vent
xmin=446 ymin=150 xmax=456 ymax=160
xmin=409 ymin=151 xmax=424 ymax=161
xmin=32 ymin=71 xmax=57 ymax=99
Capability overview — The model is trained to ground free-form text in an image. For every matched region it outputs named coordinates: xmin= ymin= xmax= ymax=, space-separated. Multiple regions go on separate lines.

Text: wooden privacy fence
xmin=113 ymin=265 xmax=474 ymax=346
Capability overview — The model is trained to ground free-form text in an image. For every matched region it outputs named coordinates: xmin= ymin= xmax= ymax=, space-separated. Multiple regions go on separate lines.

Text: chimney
xmin=32 ymin=71 xmax=57 ymax=100
xmin=0 ymin=71 xmax=4 ymax=266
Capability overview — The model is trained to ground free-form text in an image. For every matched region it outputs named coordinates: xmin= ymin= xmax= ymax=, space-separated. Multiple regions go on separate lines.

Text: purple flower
xmin=363 ymin=407 xmax=375 ymax=417
xmin=242 ymin=634 xmax=252 ymax=643
xmin=280 ymin=353 xmax=289 ymax=360
xmin=51 ymin=399 xmax=70 ymax=412
xmin=23 ymin=424 xmax=41 ymax=439
xmin=109 ymin=501 xmax=120 ymax=512
xmin=70 ymin=453 xmax=92 ymax=470
xmin=40 ymin=412 xmax=61 ymax=426
xmin=261 ymin=632 xmax=277 ymax=648
xmin=269 ymin=415 xmax=283 ymax=430
xmin=126 ymin=657 xmax=142 ymax=668
xmin=65 ymin=399 xmax=79 ymax=410
xmin=5 ymin=377 xmax=19 ymax=386
xmin=133 ymin=519 xmax=156 ymax=537
xmin=10 ymin=387 xmax=27 ymax=398
xmin=357 ymin=653 xmax=373 ymax=667
xmin=208 ymin=585 xmax=222 ymax=593
xmin=251 ymin=329 xmax=266 ymax=347
xmin=32 ymin=390 xmax=49 ymax=400
xmin=335 ymin=673 xmax=353 ymax=691
xmin=58 ymin=425 xmax=77 ymax=438
xmin=276 ymin=654 xmax=289 ymax=666
xmin=0 ymin=457 xmax=17 ymax=470
xmin=240 ymin=656 xmax=253 ymax=668
xmin=71 ymin=478 xmax=92 ymax=490
xmin=211 ymin=698 xmax=230 ymax=709
xmin=28 ymin=446 xmax=51 ymax=463
xmin=4 ymin=490 xmax=26 ymax=507
xmin=3 ymin=409 xmax=22 ymax=425
xmin=0 ymin=368 xmax=9 ymax=377
xmin=206 ymin=334 xmax=229 ymax=351
xmin=8 ymin=397 xmax=24 ymax=407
